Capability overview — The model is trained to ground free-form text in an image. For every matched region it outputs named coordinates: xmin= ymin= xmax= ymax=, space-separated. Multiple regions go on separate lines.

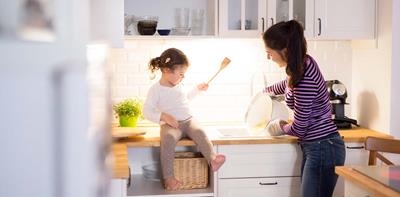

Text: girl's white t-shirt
xmin=143 ymin=82 xmax=199 ymax=124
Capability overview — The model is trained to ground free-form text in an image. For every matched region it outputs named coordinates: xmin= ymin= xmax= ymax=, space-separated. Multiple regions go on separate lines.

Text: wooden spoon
xmin=207 ymin=57 xmax=231 ymax=84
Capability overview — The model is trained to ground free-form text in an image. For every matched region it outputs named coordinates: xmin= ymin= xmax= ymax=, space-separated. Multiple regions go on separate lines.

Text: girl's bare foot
xmin=164 ymin=177 xmax=181 ymax=190
xmin=211 ymin=154 xmax=226 ymax=172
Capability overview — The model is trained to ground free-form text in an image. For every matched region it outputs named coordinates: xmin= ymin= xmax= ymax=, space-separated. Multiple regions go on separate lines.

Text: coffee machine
xmin=326 ymin=80 xmax=359 ymax=129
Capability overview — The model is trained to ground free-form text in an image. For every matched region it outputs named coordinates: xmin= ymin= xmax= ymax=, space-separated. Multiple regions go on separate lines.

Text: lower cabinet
xmin=218 ymin=177 xmax=301 ymax=197
xmin=343 ymin=180 xmax=372 ymax=197
xmin=217 ymin=144 xmax=302 ymax=197
xmin=333 ymin=142 xmax=369 ymax=197
xmin=111 ymin=179 xmax=128 ymax=197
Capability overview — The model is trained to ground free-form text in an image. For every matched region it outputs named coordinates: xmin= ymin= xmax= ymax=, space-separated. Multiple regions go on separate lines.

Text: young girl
xmin=143 ymin=48 xmax=226 ymax=190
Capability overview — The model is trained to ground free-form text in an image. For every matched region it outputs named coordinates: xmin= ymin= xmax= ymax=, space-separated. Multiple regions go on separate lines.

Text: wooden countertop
xmin=335 ymin=166 xmax=400 ymax=197
xmin=111 ymin=125 xmax=391 ymax=179
xmin=112 ymin=143 xmax=129 ymax=179
xmin=114 ymin=126 xmax=392 ymax=147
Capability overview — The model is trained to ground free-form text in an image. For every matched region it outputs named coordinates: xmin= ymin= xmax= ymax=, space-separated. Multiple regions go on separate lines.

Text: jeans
xmin=299 ymin=132 xmax=346 ymax=197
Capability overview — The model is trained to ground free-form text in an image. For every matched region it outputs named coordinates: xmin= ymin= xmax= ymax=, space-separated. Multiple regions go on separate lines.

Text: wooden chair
xmin=365 ymin=136 xmax=400 ymax=165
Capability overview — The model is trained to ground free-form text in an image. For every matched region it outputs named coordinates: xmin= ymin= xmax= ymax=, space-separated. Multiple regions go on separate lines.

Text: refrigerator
xmin=0 ymin=0 xmax=113 ymax=197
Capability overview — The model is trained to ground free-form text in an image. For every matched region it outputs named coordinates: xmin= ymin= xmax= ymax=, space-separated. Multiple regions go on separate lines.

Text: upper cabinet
xmin=267 ymin=0 xmax=314 ymax=38
xmin=218 ymin=0 xmax=267 ymax=37
xmin=266 ymin=0 xmax=375 ymax=40
xmin=124 ymin=0 xmax=217 ymax=37
xmin=108 ymin=0 xmax=376 ymax=45
xmin=314 ymin=0 xmax=376 ymax=39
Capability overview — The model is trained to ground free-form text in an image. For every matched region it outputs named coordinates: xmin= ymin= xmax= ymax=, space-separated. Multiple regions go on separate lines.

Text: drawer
xmin=344 ymin=142 xmax=369 ymax=165
xmin=218 ymin=176 xmax=301 ymax=197
xmin=218 ymin=144 xmax=302 ymax=178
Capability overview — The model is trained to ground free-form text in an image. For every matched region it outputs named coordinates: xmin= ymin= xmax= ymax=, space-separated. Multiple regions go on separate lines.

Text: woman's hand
xmin=161 ymin=113 xmax=179 ymax=129
xmin=265 ymin=119 xmax=288 ymax=136
xmin=197 ymin=83 xmax=209 ymax=91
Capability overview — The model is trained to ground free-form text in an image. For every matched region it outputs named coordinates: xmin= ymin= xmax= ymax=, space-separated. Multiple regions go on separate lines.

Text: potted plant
xmin=113 ymin=98 xmax=143 ymax=127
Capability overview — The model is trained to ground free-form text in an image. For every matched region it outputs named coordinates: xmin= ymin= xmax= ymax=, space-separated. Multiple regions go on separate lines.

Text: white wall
xmin=90 ymin=0 xmax=123 ymax=47
xmin=109 ymin=39 xmax=353 ymax=123
xmin=0 ymin=0 xmax=98 ymax=197
xmin=351 ymin=0 xmax=392 ymax=134
xmin=391 ymin=0 xmax=400 ymax=137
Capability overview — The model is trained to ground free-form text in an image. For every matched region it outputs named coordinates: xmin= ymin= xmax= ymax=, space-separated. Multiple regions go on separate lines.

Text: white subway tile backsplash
xmin=206 ymin=85 xmax=250 ymax=96
xmin=115 ymin=63 xmax=139 ymax=73
xmin=138 ymin=85 xmax=152 ymax=98
xmin=190 ymin=96 xmax=250 ymax=108
xmin=127 ymin=74 xmax=153 ymax=85
xmin=191 ymin=107 xmax=248 ymax=122
xmin=108 ymin=49 xmax=128 ymax=62
xmin=108 ymin=39 xmax=352 ymax=122
xmin=112 ymin=87 xmax=139 ymax=98
xmin=110 ymin=74 xmax=127 ymax=87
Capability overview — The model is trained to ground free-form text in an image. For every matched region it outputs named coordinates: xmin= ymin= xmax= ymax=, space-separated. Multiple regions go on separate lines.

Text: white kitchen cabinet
xmin=333 ymin=142 xmax=369 ymax=197
xmin=126 ymin=146 xmax=216 ymax=197
xmin=111 ymin=179 xmax=128 ymax=197
xmin=266 ymin=0 xmax=375 ymax=40
xmin=344 ymin=181 xmax=372 ymax=197
xmin=314 ymin=0 xmax=376 ymax=39
xmin=218 ymin=0 xmax=267 ymax=37
xmin=266 ymin=0 xmax=314 ymax=38
xmin=218 ymin=177 xmax=301 ymax=197
xmin=217 ymin=144 xmax=302 ymax=197
xmin=124 ymin=0 xmax=218 ymax=37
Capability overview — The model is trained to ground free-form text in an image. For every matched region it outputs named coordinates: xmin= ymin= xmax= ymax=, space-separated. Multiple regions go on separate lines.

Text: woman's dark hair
xmin=148 ymin=48 xmax=189 ymax=73
xmin=263 ymin=20 xmax=307 ymax=88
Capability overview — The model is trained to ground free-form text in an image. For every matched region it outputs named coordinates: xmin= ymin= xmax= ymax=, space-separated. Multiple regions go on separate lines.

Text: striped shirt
xmin=264 ymin=55 xmax=337 ymax=141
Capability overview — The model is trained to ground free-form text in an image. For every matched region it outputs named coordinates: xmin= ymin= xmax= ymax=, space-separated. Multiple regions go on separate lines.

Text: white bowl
xmin=171 ymin=27 xmax=191 ymax=36
xmin=142 ymin=163 xmax=161 ymax=181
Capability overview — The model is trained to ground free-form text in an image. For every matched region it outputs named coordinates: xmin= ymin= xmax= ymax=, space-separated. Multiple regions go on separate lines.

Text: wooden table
xmin=336 ymin=166 xmax=400 ymax=197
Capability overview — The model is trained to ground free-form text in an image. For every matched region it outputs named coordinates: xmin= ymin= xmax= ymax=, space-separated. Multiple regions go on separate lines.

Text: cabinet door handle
xmin=259 ymin=181 xmax=278 ymax=185
xmin=261 ymin=17 xmax=265 ymax=32
xmin=346 ymin=146 xmax=365 ymax=149
xmin=127 ymin=167 xmax=131 ymax=187
xmin=318 ymin=18 xmax=322 ymax=36
xmin=270 ymin=18 xmax=274 ymax=26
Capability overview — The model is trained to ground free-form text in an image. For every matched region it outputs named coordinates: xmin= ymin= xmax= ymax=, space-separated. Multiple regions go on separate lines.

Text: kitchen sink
xmin=209 ymin=126 xmax=270 ymax=138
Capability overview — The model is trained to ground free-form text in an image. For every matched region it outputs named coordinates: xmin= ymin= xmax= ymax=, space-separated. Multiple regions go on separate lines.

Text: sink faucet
xmin=249 ymin=72 xmax=268 ymax=97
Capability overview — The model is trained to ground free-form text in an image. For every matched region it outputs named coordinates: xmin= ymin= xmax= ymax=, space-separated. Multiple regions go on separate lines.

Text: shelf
xmin=127 ymin=174 xmax=214 ymax=197
xmin=124 ymin=35 xmax=217 ymax=40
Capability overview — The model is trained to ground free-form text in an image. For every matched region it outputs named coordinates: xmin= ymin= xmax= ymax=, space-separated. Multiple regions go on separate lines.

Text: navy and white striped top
xmin=264 ymin=55 xmax=337 ymax=141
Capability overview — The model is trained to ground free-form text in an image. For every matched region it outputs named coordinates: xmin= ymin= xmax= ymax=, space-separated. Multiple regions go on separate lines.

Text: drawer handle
xmin=346 ymin=146 xmax=365 ymax=149
xmin=259 ymin=181 xmax=278 ymax=185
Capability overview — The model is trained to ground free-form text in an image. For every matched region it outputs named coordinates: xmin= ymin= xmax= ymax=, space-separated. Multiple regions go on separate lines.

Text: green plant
xmin=113 ymin=98 xmax=143 ymax=119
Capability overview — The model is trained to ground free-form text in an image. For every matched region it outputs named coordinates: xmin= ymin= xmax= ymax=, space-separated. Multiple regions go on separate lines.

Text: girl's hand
xmin=161 ymin=113 xmax=179 ymax=129
xmin=197 ymin=83 xmax=209 ymax=91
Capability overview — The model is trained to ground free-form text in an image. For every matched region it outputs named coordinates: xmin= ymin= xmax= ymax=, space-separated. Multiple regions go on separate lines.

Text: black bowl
xmin=137 ymin=20 xmax=157 ymax=35
xmin=157 ymin=29 xmax=171 ymax=36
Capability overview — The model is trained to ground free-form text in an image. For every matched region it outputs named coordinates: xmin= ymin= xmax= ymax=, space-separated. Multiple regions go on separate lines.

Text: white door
xmin=219 ymin=0 xmax=267 ymax=37
xmin=314 ymin=0 xmax=376 ymax=39
xmin=267 ymin=0 xmax=314 ymax=38
xmin=0 ymin=1 xmax=108 ymax=197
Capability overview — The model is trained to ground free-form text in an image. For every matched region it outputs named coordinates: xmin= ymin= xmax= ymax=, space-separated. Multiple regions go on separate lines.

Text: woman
xmin=263 ymin=20 xmax=346 ymax=197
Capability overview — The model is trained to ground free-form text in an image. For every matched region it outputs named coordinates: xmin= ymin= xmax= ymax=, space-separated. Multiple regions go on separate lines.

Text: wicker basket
xmin=167 ymin=152 xmax=209 ymax=190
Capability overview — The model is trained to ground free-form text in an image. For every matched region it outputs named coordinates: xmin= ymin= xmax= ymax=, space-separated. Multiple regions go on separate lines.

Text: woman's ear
xmin=280 ymin=48 xmax=288 ymax=61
